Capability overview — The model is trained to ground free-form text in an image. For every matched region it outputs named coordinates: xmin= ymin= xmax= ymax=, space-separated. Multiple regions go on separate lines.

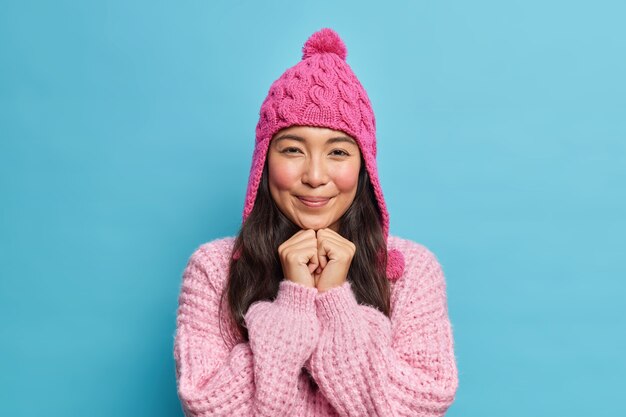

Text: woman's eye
xmin=331 ymin=149 xmax=349 ymax=157
xmin=281 ymin=147 xmax=302 ymax=154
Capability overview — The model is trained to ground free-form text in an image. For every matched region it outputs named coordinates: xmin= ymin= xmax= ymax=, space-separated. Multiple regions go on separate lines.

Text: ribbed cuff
xmin=274 ymin=280 xmax=318 ymax=313
xmin=315 ymin=281 xmax=359 ymax=322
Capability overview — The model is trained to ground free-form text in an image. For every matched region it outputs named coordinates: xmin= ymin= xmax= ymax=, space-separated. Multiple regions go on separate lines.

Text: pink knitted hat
xmin=240 ymin=28 xmax=405 ymax=280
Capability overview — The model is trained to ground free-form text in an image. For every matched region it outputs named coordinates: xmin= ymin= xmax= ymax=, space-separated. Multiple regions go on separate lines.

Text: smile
xmin=297 ymin=196 xmax=331 ymax=207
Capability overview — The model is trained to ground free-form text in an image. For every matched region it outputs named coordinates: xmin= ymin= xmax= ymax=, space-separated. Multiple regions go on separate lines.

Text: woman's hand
xmin=278 ymin=228 xmax=356 ymax=292
xmin=277 ymin=229 xmax=319 ymax=288
xmin=314 ymin=228 xmax=356 ymax=293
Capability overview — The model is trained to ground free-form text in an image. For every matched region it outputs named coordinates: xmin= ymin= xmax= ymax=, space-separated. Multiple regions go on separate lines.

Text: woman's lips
xmin=297 ymin=196 xmax=331 ymax=207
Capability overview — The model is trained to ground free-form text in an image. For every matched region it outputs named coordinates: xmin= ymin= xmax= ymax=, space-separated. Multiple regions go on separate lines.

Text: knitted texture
xmin=174 ymin=236 xmax=459 ymax=416
xmin=240 ymin=27 xmax=405 ymax=279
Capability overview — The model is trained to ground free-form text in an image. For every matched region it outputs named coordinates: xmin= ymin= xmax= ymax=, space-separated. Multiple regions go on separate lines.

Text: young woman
xmin=174 ymin=28 xmax=459 ymax=417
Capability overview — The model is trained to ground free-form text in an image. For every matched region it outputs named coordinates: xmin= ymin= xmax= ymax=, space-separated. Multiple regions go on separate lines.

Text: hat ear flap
xmin=386 ymin=248 xmax=405 ymax=281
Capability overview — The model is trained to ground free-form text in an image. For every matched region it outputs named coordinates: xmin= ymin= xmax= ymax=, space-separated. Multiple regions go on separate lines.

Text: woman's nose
xmin=301 ymin=156 xmax=329 ymax=187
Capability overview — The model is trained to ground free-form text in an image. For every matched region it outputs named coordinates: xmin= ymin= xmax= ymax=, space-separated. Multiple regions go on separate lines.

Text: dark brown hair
xmin=220 ymin=155 xmax=390 ymax=341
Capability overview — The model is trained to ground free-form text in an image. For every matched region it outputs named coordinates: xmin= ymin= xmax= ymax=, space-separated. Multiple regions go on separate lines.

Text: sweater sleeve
xmin=308 ymin=246 xmax=459 ymax=417
xmin=173 ymin=242 xmax=320 ymax=417
xmin=244 ymin=279 xmax=321 ymax=415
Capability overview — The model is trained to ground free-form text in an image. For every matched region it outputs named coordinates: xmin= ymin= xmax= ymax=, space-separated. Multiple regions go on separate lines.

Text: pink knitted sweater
xmin=174 ymin=235 xmax=458 ymax=416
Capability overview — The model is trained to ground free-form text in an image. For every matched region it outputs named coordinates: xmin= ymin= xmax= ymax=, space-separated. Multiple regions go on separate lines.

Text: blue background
xmin=1 ymin=1 xmax=624 ymax=416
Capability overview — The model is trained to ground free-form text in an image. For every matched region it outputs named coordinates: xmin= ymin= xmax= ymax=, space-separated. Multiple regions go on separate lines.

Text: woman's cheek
xmin=269 ymin=161 xmax=300 ymax=190
xmin=332 ymin=164 xmax=360 ymax=191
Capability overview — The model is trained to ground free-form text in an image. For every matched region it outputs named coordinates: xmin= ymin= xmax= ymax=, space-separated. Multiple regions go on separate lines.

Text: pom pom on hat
xmin=302 ymin=28 xmax=347 ymax=60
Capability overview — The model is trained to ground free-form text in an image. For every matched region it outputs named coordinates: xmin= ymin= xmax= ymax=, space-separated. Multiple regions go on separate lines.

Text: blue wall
xmin=1 ymin=1 xmax=624 ymax=416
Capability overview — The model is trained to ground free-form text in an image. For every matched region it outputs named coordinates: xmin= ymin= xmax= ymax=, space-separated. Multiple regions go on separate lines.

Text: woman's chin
xmin=296 ymin=217 xmax=331 ymax=231
xmin=300 ymin=223 xmax=327 ymax=231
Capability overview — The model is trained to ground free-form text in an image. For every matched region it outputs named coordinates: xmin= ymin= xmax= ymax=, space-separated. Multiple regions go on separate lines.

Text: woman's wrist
xmin=315 ymin=281 xmax=359 ymax=323
xmin=274 ymin=279 xmax=318 ymax=313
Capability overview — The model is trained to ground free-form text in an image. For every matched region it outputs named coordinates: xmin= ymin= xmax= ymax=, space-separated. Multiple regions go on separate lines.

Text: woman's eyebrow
xmin=273 ymin=134 xmax=357 ymax=145
xmin=273 ymin=134 xmax=304 ymax=143
xmin=327 ymin=136 xmax=357 ymax=145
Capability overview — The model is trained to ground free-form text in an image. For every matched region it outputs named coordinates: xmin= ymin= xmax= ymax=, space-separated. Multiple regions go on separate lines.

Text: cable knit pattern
xmin=174 ymin=235 xmax=458 ymax=416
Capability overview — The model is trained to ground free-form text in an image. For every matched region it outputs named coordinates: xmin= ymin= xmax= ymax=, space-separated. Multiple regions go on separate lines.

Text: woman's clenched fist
xmin=278 ymin=228 xmax=356 ymax=292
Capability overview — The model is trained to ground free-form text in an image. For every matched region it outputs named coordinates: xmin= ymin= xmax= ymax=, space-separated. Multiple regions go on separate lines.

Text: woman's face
xmin=267 ymin=125 xmax=362 ymax=232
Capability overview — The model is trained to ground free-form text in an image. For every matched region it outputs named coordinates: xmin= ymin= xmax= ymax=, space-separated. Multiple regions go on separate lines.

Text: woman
xmin=174 ymin=28 xmax=459 ymax=417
